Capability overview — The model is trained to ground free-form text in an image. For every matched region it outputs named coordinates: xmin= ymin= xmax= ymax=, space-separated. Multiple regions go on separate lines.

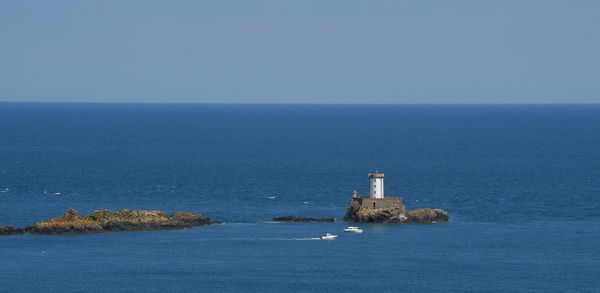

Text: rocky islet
xmin=1 ymin=208 xmax=218 ymax=235
xmin=343 ymin=196 xmax=449 ymax=224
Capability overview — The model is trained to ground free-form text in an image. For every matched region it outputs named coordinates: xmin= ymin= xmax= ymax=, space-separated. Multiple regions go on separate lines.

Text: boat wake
xmin=247 ymin=237 xmax=322 ymax=241
xmin=289 ymin=237 xmax=322 ymax=241
xmin=206 ymin=237 xmax=323 ymax=241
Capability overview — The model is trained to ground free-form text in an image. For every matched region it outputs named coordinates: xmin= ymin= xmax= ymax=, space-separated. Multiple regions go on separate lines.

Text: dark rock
xmin=0 ymin=226 xmax=24 ymax=235
xmin=403 ymin=208 xmax=449 ymax=223
xmin=272 ymin=216 xmax=335 ymax=223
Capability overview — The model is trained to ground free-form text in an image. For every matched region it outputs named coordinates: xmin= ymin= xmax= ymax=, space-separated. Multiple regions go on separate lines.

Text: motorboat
xmin=343 ymin=226 xmax=363 ymax=233
xmin=320 ymin=233 xmax=338 ymax=240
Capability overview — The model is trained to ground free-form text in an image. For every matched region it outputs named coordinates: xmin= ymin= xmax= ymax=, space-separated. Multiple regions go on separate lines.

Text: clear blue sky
xmin=1 ymin=0 xmax=599 ymax=103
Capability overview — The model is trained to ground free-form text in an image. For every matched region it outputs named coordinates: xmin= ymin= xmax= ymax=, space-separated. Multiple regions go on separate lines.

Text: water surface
xmin=1 ymin=103 xmax=599 ymax=292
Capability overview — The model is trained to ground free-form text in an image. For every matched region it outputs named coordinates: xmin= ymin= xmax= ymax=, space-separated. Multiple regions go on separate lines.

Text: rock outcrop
xmin=344 ymin=197 xmax=448 ymax=224
xmin=403 ymin=208 xmax=449 ymax=223
xmin=272 ymin=216 xmax=335 ymax=223
xmin=0 ymin=226 xmax=24 ymax=235
xmin=1 ymin=208 xmax=218 ymax=235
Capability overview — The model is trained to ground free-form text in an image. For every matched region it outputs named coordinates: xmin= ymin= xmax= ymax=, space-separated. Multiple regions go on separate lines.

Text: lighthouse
xmin=368 ymin=172 xmax=384 ymax=198
xmin=344 ymin=172 xmax=403 ymax=215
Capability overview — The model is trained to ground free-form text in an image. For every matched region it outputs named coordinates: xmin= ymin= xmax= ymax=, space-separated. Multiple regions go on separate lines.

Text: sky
xmin=0 ymin=0 xmax=599 ymax=104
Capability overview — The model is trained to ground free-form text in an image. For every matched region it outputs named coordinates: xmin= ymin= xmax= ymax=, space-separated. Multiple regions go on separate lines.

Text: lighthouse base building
xmin=344 ymin=172 xmax=406 ymax=222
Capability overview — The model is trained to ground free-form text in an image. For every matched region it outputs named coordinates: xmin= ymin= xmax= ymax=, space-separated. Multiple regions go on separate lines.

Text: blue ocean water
xmin=1 ymin=103 xmax=599 ymax=292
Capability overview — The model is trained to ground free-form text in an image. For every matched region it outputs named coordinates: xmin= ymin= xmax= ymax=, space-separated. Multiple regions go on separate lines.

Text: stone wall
xmin=359 ymin=197 xmax=405 ymax=211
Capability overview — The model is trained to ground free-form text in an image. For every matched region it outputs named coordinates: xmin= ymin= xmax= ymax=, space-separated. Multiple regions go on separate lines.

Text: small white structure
xmin=368 ymin=172 xmax=384 ymax=198
xmin=343 ymin=226 xmax=363 ymax=233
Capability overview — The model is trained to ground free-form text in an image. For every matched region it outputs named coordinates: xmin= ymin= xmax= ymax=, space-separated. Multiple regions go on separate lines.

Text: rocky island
xmin=275 ymin=173 xmax=449 ymax=225
xmin=343 ymin=196 xmax=448 ymax=224
xmin=340 ymin=173 xmax=449 ymax=224
xmin=274 ymin=199 xmax=448 ymax=225
xmin=0 ymin=208 xmax=218 ymax=235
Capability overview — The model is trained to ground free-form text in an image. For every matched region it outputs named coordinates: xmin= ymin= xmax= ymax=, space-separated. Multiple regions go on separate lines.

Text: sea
xmin=1 ymin=103 xmax=599 ymax=292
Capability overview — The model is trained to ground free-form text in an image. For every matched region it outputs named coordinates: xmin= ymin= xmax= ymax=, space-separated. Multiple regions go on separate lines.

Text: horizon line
xmin=1 ymin=100 xmax=600 ymax=106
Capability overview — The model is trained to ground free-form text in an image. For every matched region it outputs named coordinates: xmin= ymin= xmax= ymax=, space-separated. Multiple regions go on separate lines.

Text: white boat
xmin=320 ymin=233 xmax=338 ymax=240
xmin=343 ymin=226 xmax=363 ymax=233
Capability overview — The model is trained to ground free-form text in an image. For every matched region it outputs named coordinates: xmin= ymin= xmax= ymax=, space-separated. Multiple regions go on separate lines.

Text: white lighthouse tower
xmin=368 ymin=172 xmax=384 ymax=198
